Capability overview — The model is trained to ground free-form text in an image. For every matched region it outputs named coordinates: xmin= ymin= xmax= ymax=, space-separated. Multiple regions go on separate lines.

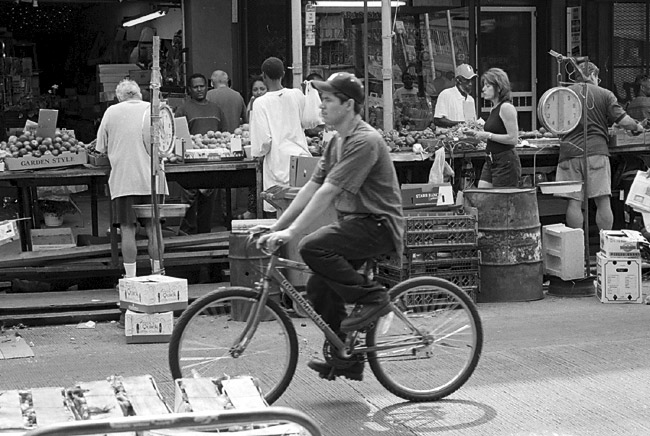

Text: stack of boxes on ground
xmin=597 ymin=229 xmax=645 ymax=303
xmin=376 ymin=185 xmax=480 ymax=302
xmin=118 ymin=275 xmax=188 ymax=343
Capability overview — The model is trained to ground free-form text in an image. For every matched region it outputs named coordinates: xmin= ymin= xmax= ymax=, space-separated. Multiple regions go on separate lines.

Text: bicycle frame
xmin=230 ymin=248 xmax=433 ymax=360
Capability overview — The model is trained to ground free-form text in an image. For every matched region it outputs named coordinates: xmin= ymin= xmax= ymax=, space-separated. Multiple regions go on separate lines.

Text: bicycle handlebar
xmin=247 ymin=229 xmax=284 ymax=256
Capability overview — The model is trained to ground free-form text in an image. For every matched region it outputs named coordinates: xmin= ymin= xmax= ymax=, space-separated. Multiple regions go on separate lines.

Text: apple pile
xmin=188 ymin=124 xmax=251 ymax=150
xmin=0 ymin=130 xmax=86 ymax=159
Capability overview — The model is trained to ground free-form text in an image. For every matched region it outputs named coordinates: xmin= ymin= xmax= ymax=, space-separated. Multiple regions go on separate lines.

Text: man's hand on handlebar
xmin=253 ymin=228 xmax=295 ymax=252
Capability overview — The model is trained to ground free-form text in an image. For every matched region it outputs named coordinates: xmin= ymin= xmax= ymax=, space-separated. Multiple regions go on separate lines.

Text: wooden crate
xmin=0 ymin=375 xmax=170 ymax=435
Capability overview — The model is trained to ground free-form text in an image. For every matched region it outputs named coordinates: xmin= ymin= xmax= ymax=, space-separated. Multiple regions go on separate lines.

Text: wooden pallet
xmin=0 ymin=375 xmax=169 ymax=436
xmin=0 ymin=376 xmax=304 ymax=436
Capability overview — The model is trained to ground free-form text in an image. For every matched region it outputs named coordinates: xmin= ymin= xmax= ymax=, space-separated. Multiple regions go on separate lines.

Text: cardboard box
xmin=290 ymin=155 xmax=319 ymax=187
xmin=401 ymin=183 xmax=454 ymax=209
xmin=87 ymin=153 xmax=110 ymax=167
xmin=599 ymin=229 xmax=645 ymax=258
xmin=119 ymin=274 xmax=188 ymax=313
xmin=124 ymin=310 xmax=173 ymax=344
xmin=596 ymin=252 xmax=642 ymax=303
xmin=31 ymin=228 xmax=76 ymax=251
xmin=0 ymin=220 xmax=19 ymax=247
xmin=4 ymin=150 xmax=87 ymax=171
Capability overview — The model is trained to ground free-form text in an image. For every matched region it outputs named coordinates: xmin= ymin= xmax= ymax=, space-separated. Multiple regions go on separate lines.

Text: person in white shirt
xmin=249 ymin=57 xmax=314 ymax=215
xmin=96 ymin=79 xmax=168 ymax=279
xmin=434 ymin=64 xmax=478 ymax=127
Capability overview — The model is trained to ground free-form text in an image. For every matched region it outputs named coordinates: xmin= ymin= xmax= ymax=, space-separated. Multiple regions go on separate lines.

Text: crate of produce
xmin=403 ymin=210 xmax=478 ymax=248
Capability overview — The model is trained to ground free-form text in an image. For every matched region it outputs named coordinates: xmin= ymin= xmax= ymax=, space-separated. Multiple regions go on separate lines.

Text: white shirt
xmin=96 ymin=99 xmax=168 ymax=198
xmin=434 ymin=86 xmax=477 ymax=123
xmin=249 ymin=88 xmax=311 ymax=211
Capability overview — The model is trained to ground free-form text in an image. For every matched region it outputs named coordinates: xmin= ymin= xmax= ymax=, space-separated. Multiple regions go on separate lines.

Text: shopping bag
xmin=302 ymin=81 xmax=323 ymax=130
xmin=428 ymin=146 xmax=454 ymax=184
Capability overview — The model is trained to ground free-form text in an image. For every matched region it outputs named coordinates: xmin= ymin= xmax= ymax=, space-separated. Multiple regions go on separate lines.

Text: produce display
xmin=164 ymin=124 xmax=251 ymax=163
xmin=0 ymin=129 xmax=86 ymax=159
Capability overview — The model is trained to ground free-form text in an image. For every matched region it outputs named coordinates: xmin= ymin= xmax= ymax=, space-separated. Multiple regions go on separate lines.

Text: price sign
xmin=305 ymin=3 xmax=316 ymax=47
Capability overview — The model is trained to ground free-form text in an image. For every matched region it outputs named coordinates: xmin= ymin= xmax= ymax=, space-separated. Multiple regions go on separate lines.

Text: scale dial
xmin=537 ymin=87 xmax=582 ymax=136
xmin=142 ymin=103 xmax=176 ymax=156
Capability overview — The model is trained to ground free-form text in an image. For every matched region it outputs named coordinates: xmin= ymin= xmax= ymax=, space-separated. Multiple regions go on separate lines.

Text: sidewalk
xmin=1 ymin=292 xmax=649 ymax=436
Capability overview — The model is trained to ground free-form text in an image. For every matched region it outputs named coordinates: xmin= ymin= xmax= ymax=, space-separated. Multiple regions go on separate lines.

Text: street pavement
xmin=1 ymin=291 xmax=649 ymax=436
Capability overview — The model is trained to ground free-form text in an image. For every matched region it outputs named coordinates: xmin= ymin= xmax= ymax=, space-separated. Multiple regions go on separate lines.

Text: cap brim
xmin=311 ymin=80 xmax=336 ymax=94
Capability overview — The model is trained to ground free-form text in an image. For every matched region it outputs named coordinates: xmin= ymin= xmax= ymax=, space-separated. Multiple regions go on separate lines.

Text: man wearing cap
xmin=434 ymin=64 xmax=478 ymax=127
xmin=249 ymin=57 xmax=315 ymax=214
xmin=256 ymin=72 xmax=405 ymax=382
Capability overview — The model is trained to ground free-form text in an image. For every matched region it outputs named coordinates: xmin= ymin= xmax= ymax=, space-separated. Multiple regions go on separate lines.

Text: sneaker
xmin=340 ymin=301 xmax=391 ymax=333
xmin=307 ymin=359 xmax=364 ymax=381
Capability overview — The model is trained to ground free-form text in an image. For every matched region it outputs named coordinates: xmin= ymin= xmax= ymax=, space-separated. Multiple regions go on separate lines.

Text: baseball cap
xmin=455 ymin=64 xmax=477 ymax=79
xmin=311 ymin=72 xmax=365 ymax=104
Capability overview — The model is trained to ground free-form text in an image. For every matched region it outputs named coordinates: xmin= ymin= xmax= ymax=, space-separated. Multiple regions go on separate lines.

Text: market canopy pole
xmin=382 ymin=0 xmax=393 ymax=131
xmin=291 ymin=0 xmax=303 ymax=88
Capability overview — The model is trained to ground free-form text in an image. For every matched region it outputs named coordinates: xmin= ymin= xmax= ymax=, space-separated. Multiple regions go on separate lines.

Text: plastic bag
xmin=428 ymin=147 xmax=455 ymax=184
xmin=302 ymin=81 xmax=323 ymax=130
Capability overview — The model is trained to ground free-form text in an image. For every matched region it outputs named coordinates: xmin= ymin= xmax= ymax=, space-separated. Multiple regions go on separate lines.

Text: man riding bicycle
xmin=257 ymin=72 xmax=405 ymax=381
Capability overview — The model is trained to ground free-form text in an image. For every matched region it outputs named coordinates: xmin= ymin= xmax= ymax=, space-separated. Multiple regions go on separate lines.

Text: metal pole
xmin=150 ymin=36 xmax=164 ymax=273
xmin=291 ymin=0 xmax=303 ymax=88
xmin=381 ymin=0 xmax=393 ymax=131
xmin=363 ymin=0 xmax=369 ymax=121
xmin=581 ymin=60 xmax=590 ymax=277
xmin=424 ymin=13 xmax=436 ymax=89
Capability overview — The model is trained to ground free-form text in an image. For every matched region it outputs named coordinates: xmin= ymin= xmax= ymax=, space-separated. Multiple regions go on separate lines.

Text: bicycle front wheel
xmin=367 ymin=277 xmax=483 ymax=402
xmin=168 ymin=287 xmax=299 ymax=404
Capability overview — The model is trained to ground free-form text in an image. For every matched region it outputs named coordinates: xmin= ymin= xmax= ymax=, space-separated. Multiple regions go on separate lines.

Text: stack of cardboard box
xmin=118 ymin=275 xmax=188 ymax=343
xmin=597 ymin=230 xmax=646 ymax=304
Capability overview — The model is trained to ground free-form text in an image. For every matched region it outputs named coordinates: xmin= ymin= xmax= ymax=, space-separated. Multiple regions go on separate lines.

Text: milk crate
xmin=403 ymin=210 xmax=478 ymax=248
xmin=376 ymin=248 xmax=479 ymax=302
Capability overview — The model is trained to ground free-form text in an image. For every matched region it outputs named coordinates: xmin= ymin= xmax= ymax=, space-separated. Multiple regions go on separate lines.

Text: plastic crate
xmin=404 ymin=210 xmax=478 ymax=248
xmin=380 ymin=247 xmax=480 ymax=274
xmin=377 ymin=273 xmax=478 ymax=302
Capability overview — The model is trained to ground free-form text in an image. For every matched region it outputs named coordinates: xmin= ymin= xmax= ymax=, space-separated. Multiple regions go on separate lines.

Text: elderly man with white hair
xmin=206 ymin=69 xmax=247 ymax=133
xmin=96 ymin=79 xmax=168 ymax=290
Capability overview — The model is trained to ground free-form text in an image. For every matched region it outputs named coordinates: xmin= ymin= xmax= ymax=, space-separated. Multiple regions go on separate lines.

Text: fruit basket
xmin=132 ymin=204 xmax=189 ymax=218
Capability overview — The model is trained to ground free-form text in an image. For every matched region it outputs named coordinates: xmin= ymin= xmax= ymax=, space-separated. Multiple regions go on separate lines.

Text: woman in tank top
xmin=466 ymin=68 xmax=521 ymax=188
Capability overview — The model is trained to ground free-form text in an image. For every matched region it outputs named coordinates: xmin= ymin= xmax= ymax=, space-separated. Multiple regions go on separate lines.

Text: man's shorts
xmin=555 ymin=155 xmax=611 ymax=201
xmin=112 ymin=195 xmax=164 ymax=226
xmin=479 ymin=148 xmax=522 ymax=188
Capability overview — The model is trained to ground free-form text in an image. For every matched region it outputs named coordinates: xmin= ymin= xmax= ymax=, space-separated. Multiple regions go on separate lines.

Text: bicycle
xmin=169 ymin=231 xmax=483 ymax=404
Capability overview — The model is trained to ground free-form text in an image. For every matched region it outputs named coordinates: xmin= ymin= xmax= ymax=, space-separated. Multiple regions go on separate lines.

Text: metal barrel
xmin=464 ymin=188 xmax=544 ymax=302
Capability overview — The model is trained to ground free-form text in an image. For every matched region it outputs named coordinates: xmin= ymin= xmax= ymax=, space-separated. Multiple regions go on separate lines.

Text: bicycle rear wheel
xmin=168 ymin=287 xmax=298 ymax=404
xmin=367 ymin=277 xmax=483 ymax=402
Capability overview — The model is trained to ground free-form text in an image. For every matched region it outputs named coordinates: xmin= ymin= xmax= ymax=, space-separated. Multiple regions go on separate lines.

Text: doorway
xmin=478 ymin=7 xmax=537 ymax=130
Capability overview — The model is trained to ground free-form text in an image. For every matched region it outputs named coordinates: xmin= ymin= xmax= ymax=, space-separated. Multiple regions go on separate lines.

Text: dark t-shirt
xmin=175 ymin=99 xmax=225 ymax=135
xmin=311 ymin=119 xmax=405 ymax=256
xmin=559 ymin=83 xmax=626 ymax=162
